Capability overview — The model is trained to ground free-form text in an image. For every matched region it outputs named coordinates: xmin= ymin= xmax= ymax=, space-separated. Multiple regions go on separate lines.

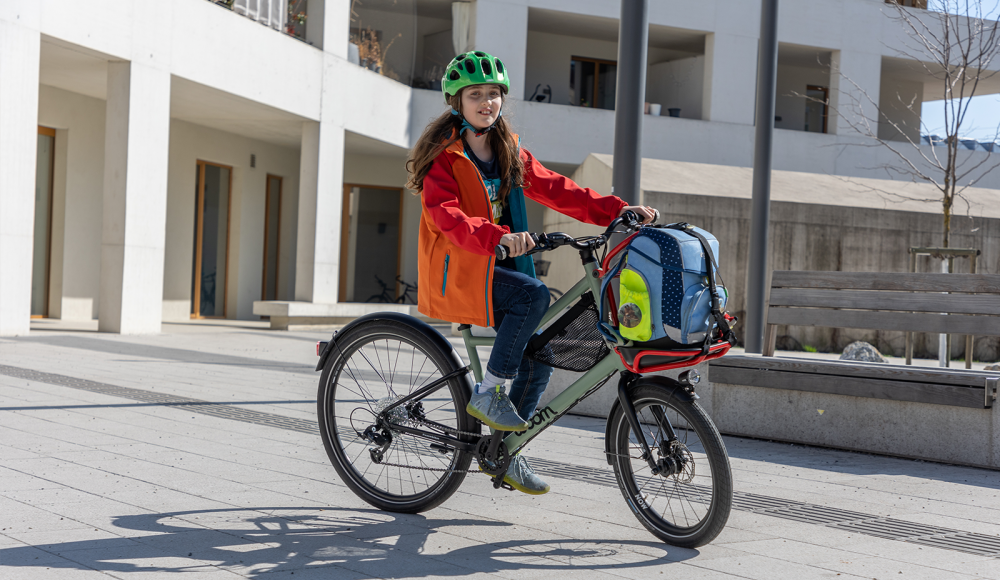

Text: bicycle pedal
xmin=491 ymin=476 xmax=514 ymax=491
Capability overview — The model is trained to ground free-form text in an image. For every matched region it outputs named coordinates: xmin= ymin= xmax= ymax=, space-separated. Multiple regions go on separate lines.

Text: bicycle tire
xmin=317 ymin=318 xmax=479 ymax=513
xmin=607 ymin=383 xmax=733 ymax=547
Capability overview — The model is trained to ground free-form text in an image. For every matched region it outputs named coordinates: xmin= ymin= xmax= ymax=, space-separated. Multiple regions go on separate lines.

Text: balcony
xmin=524 ymin=8 xmax=707 ymax=119
xmin=207 ymin=0 xmax=311 ymax=43
xmin=347 ymin=0 xmax=455 ymax=90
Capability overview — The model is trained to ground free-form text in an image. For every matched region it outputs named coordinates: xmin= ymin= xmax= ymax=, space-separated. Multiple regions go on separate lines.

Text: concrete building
xmin=2 ymin=0 xmax=999 ymax=336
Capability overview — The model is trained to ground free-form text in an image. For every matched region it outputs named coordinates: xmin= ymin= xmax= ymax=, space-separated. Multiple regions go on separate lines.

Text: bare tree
xmin=823 ymin=0 xmax=1000 ymax=249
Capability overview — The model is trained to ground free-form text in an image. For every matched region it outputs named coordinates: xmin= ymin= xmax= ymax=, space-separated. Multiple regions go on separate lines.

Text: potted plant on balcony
xmin=286 ymin=0 xmax=307 ymax=39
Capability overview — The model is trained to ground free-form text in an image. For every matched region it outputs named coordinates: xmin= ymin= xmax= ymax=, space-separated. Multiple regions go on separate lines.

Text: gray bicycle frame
xmin=459 ymin=259 xmax=626 ymax=454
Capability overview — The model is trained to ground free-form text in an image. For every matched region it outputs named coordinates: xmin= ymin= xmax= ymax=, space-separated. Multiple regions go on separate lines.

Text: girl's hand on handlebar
xmin=620 ymin=205 xmax=657 ymax=224
xmin=499 ymin=232 xmax=536 ymax=257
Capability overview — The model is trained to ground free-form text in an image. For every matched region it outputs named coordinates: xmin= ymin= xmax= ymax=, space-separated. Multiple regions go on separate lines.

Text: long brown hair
xmin=406 ymin=89 xmax=525 ymax=204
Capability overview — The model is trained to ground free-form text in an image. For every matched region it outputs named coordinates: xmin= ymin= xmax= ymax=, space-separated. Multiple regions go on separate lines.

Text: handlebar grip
xmin=652 ymin=208 xmax=660 ymax=224
xmin=495 ymin=244 xmax=508 ymax=261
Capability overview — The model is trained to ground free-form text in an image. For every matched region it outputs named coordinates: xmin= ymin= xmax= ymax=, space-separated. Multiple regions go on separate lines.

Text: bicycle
xmin=315 ymin=211 xmax=735 ymax=547
xmin=395 ymin=276 xmax=418 ymax=305
xmin=365 ymin=275 xmax=395 ymax=303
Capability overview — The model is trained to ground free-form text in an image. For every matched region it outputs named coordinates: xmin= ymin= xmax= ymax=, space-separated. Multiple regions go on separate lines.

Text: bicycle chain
xmin=373 ymin=416 xmax=647 ymax=474
xmin=371 ymin=416 xmax=490 ymax=475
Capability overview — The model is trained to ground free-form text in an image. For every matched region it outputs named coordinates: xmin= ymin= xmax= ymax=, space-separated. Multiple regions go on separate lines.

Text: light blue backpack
xmin=599 ymin=223 xmax=733 ymax=350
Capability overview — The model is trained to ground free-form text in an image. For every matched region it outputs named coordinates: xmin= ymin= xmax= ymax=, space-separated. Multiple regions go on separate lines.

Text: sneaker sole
xmin=465 ymin=404 xmax=529 ymax=432
xmin=503 ymin=476 xmax=550 ymax=495
xmin=477 ymin=466 xmax=551 ymax=495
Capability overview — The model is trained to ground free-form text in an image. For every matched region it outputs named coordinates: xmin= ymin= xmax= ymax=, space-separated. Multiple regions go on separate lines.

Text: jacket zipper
xmin=442 ymin=254 xmax=450 ymax=297
xmin=459 ymin=148 xmax=495 ymax=325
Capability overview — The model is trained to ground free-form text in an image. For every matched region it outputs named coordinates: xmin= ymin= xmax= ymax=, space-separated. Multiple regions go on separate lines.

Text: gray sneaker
xmin=503 ymin=455 xmax=550 ymax=495
xmin=466 ymin=384 xmax=530 ymax=431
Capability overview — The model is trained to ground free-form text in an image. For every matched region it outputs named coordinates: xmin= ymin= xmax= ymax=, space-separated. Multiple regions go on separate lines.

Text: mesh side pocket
xmin=525 ymin=291 xmax=610 ymax=372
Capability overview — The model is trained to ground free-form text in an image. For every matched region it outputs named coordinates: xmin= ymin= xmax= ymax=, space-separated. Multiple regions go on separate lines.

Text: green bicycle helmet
xmin=442 ymin=51 xmax=510 ymax=104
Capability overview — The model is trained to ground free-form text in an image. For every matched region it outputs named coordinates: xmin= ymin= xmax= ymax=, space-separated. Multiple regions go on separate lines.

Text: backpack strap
xmin=666 ymin=224 xmax=737 ymax=352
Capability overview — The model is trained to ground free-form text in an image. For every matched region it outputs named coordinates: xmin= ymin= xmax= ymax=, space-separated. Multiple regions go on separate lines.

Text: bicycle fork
xmin=616 ymin=372 xmax=682 ymax=477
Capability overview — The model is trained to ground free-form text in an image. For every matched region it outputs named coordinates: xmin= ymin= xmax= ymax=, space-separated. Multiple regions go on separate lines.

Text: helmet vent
xmin=464 ymin=59 xmax=476 ymax=74
xmin=454 ymin=53 xmax=465 ymax=61
xmin=495 ymin=59 xmax=504 ymax=74
xmin=481 ymin=59 xmax=492 ymax=75
xmin=449 ymin=70 xmax=461 ymax=81
xmin=474 ymin=51 xmax=486 ymax=57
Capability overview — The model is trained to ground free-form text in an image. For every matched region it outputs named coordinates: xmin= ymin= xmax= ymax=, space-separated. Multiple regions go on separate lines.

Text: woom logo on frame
xmin=513 ymin=405 xmax=556 ymax=435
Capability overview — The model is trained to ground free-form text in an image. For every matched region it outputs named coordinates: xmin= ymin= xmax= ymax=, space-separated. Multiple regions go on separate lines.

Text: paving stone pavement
xmin=1 ymin=319 xmax=999 ymax=579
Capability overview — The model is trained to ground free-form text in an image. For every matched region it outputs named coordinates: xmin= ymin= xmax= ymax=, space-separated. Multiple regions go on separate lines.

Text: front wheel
xmin=317 ymin=318 xmax=479 ymax=513
xmin=608 ymin=384 xmax=733 ymax=547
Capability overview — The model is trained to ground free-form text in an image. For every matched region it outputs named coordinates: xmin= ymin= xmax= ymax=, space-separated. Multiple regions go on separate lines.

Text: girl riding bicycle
xmin=406 ymin=51 xmax=654 ymax=495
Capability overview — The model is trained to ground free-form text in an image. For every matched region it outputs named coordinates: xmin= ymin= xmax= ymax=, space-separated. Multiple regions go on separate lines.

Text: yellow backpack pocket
xmin=618 ymin=268 xmax=652 ymax=342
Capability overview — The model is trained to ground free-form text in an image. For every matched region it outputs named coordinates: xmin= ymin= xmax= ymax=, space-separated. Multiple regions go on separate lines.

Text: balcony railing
xmin=208 ymin=0 xmax=308 ymax=42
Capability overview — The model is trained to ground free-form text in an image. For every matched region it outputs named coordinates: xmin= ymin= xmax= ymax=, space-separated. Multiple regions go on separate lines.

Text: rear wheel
xmin=317 ymin=318 xmax=478 ymax=513
xmin=608 ymin=384 xmax=733 ymax=547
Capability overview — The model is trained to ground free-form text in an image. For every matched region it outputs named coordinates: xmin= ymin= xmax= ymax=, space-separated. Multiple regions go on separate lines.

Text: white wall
xmin=37 ymin=85 xmax=106 ymax=321
xmin=646 ymin=56 xmax=705 ymax=120
xmin=163 ymin=120 xmax=300 ymax=321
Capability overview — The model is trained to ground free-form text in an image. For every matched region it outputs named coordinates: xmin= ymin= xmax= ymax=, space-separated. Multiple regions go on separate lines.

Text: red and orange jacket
xmin=417 ymin=132 xmax=627 ymax=327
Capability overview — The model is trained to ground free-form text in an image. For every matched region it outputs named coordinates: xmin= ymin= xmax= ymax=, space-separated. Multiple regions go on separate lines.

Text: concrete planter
xmin=543 ymin=361 xmax=999 ymax=469
xmin=706 ymin=378 xmax=999 ymax=469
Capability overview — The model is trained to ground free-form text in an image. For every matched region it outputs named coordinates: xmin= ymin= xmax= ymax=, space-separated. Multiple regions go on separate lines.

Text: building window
xmin=570 ymin=56 xmax=617 ymax=110
xmin=804 ymin=85 xmax=829 ymax=134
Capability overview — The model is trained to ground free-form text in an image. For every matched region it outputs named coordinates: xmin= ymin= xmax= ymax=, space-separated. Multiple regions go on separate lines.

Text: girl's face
xmin=460 ymin=84 xmax=503 ymax=130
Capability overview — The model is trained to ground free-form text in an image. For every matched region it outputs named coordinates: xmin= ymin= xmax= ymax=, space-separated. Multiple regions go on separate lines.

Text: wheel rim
xmin=324 ymin=333 xmax=465 ymax=502
xmin=618 ymin=398 xmax=718 ymax=536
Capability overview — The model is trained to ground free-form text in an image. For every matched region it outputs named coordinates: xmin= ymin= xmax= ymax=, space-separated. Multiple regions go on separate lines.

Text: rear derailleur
xmin=360 ymin=423 xmax=392 ymax=464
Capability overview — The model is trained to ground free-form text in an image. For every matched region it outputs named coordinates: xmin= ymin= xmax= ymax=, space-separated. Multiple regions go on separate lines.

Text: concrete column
xmin=0 ymin=21 xmax=40 ymax=336
xmin=99 ymin=61 xmax=171 ymax=334
xmin=702 ymin=32 xmax=759 ymax=125
xmin=295 ymin=121 xmax=345 ymax=304
xmin=830 ymin=50 xmax=881 ymax=136
xmin=308 ymin=0 xmax=351 ymax=58
xmin=472 ymin=0 xmax=528 ymax=100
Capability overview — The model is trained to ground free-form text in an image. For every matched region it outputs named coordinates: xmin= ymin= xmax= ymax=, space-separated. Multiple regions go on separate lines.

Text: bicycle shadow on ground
xmin=0 ymin=506 xmax=693 ymax=577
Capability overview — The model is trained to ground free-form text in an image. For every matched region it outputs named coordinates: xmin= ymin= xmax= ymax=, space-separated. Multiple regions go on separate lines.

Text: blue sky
xmin=919 ymin=0 xmax=1000 ymax=141
xmin=921 ymin=95 xmax=1000 ymax=142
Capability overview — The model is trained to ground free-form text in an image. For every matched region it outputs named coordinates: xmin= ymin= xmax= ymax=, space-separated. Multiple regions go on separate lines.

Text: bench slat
xmin=771 ymin=271 xmax=1000 ymax=293
xmin=768 ymin=307 xmax=1000 ymax=336
xmin=709 ymin=364 xmax=986 ymax=408
xmin=710 ymin=355 xmax=997 ymax=387
xmin=769 ymin=288 xmax=1000 ymax=315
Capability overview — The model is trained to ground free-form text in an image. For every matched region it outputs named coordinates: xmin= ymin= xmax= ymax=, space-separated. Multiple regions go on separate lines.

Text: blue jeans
xmin=488 ymin=266 xmax=554 ymax=419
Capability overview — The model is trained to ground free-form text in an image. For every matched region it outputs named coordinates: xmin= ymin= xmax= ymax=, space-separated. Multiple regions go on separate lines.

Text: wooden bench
xmin=706 ymin=271 xmax=1000 ymax=468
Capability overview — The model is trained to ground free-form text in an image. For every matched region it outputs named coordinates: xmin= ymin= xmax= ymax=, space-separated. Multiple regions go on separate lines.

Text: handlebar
xmin=494 ymin=209 xmax=659 ymax=261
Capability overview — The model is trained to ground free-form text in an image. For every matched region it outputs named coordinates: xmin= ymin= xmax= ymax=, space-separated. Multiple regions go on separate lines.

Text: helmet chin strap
xmin=451 ymin=108 xmax=502 ymax=137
